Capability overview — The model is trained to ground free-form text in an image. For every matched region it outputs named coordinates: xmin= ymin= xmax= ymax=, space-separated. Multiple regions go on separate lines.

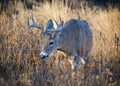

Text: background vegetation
xmin=0 ymin=0 xmax=120 ymax=86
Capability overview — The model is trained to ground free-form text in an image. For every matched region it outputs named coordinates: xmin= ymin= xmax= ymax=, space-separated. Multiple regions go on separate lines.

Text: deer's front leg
xmin=69 ymin=55 xmax=80 ymax=77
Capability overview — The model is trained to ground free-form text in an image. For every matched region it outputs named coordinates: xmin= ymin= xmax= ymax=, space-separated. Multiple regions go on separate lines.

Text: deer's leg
xmin=80 ymin=57 xmax=86 ymax=65
xmin=69 ymin=55 xmax=80 ymax=77
xmin=58 ymin=56 xmax=65 ymax=74
xmin=80 ymin=50 xmax=91 ymax=65
xmin=54 ymin=52 xmax=65 ymax=74
xmin=72 ymin=56 xmax=80 ymax=71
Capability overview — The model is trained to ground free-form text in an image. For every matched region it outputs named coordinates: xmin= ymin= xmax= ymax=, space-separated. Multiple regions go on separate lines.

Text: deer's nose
xmin=40 ymin=55 xmax=48 ymax=59
xmin=40 ymin=51 xmax=49 ymax=59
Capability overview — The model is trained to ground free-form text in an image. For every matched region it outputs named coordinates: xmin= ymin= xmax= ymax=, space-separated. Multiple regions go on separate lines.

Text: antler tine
xmin=27 ymin=15 xmax=29 ymax=25
xmin=26 ymin=12 xmax=42 ymax=30
xmin=26 ymin=15 xmax=31 ymax=29
xmin=59 ymin=15 xmax=62 ymax=22
xmin=30 ymin=12 xmax=35 ymax=23
xmin=59 ymin=15 xmax=64 ymax=26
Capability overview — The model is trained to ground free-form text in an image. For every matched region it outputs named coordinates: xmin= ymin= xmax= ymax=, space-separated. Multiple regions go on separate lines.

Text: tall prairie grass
xmin=0 ymin=1 xmax=120 ymax=86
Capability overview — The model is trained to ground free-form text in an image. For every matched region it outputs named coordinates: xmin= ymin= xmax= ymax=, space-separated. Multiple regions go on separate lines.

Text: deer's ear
xmin=57 ymin=21 xmax=64 ymax=30
xmin=45 ymin=19 xmax=58 ymax=35
xmin=45 ymin=19 xmax=59 ymax=31
xmin=44 ymin=19 xmax=54 ymax=35
xmin=53 ymin=21 xmax=64 ymax=39
xmin=46 ymin=19 xmax=55 ymax=31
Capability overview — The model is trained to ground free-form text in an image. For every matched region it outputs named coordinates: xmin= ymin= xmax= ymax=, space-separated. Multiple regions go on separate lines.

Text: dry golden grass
xmin=0 ymin=1 xmax=120 ymax=86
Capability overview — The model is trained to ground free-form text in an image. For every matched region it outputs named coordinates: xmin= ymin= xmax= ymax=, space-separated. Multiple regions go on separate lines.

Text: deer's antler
xmin=26 ymin=13 xmax=42 ymax=30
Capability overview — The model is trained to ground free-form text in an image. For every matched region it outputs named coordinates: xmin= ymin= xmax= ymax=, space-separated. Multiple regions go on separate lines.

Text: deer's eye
xmin=49 ymin=42 xmax=54 ymax=45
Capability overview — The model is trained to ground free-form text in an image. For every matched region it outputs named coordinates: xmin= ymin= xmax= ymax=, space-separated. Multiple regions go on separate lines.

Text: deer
xmin=26 ymin=13 xmax=93 ymax=76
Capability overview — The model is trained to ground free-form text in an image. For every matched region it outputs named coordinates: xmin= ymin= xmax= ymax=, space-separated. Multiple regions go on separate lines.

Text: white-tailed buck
xmin=27 ymin=13 xmax=93 ymax=75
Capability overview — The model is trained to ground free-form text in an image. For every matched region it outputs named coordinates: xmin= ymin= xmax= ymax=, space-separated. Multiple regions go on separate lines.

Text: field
xmin=0 ymin=1 xmax=120 ymax=86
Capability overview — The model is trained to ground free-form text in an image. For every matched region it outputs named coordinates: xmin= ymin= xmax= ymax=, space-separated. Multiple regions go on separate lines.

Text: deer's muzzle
xmin=40 ymin=51 xmax=49 ymax=59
